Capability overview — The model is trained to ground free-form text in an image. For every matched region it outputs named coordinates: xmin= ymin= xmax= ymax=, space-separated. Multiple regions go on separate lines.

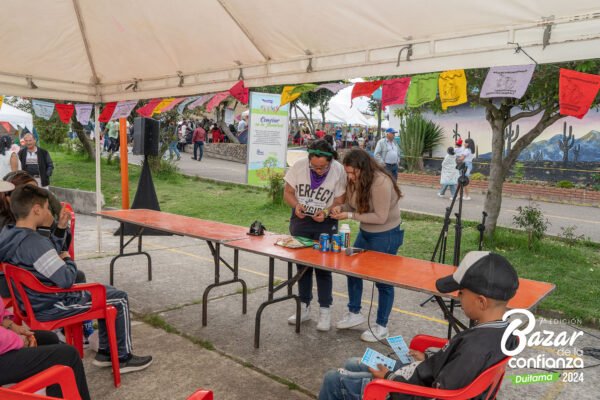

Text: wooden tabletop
xmin=225 ymin=234 xmax=555 ymax=311
xmin=97 ymin=209 xmax=252 ymax=243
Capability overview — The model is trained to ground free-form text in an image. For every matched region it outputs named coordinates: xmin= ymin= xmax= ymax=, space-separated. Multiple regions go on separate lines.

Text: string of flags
xmin=12 ymin=64 xmax=600 ymax=125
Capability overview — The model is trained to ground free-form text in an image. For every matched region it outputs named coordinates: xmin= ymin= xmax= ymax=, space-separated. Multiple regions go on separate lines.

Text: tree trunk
xmin=307 ymin=107 xmax=315 ymax=136
xmin=483 ymin=116 xmax=508 ymax=237
xmin=72 ymin=120 xmax=96 ymax=160
xmin=216 ymin=106 xmax=240 ymax=143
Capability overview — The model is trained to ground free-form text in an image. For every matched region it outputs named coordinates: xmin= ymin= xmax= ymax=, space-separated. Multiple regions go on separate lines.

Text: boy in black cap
xmin=318 ymin=251 xmax=519 ymax=400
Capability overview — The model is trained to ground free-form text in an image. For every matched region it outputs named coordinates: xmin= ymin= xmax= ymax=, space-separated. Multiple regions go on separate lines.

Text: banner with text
xmin=247 ymin=92 xmax=289 ymax=186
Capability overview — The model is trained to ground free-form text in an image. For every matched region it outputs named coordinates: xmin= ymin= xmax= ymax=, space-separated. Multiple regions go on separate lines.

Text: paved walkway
xmin=75 ymin=214 xmax=599 ymax=399
xmin=130 ymin=151 xmax=600 ymax=242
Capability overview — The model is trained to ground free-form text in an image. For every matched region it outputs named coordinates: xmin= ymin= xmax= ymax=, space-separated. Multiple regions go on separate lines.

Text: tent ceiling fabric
xmin=1 ymin=0 xmax=600 ymax=102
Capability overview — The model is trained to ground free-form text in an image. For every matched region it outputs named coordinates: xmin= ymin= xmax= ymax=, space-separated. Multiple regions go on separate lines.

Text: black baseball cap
xmin=436 ymin=251 xmax=519 ymax=301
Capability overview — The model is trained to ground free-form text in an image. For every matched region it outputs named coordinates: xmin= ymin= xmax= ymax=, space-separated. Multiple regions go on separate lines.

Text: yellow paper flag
xmin=280 ymin=86 xmax=301 ymax=107
xmin=0 ymin=95 xmax=4 ymax=109
xmin=439 ymin=70 xmax=467 ymax=110
xmin=153 ymin=98 xmax=175 ymax=114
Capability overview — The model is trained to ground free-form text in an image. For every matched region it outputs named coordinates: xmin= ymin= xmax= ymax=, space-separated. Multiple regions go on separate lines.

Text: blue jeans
xmin=193 ymin=141 xmax=204 ymax=160
xmin=347 ymin=226 xmax=404 ymax=327
xmin=465 ymin=161 xmax=473 ymax=177
xmin=168 ymin=140 xmax=180 ymax=159
xmin=439 ymin=184 xmax=456 ymax=197
xmin=319 ymin=357 xmax=405 ymax=400
xmin=385 ymin=163 xmax=398 ymax=181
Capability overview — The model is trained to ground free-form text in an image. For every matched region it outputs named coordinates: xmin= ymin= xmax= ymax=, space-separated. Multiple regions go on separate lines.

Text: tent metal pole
xmin=119 ymin=118 xmax=130 ymax=209
xmin=94 ymin=104 xmax=102 ymax=253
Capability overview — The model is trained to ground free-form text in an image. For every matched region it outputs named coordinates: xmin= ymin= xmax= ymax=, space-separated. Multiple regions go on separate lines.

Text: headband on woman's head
xmin=308 ymin=149 xmax=333 ymax=157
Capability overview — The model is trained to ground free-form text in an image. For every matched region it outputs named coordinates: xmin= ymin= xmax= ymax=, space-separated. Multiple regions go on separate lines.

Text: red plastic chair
xmin=186 ymin=389 xmax=214 ymax=400
xmin=1 ymin=263 xmax=21 ymax=326
xmin=363 ymin=335 xmax=510 ymax=400
xmin=0 ymin=365 xmax=81 ymax=400
xmin=3 ymin=264 xmax=121 ymax=388
xmin=60 ymin=202 xmax=76 ymax=260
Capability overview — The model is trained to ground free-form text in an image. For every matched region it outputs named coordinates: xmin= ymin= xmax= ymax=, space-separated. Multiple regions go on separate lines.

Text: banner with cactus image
xmin=247 ymin=92 xmax=289 ymax=186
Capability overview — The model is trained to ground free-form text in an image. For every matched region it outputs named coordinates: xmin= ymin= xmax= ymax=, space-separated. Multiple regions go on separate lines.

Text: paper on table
xmin=387 ymin=335 xmax=414 ymax=364
xmin=360 ymin=348 xmax=396 ymax=370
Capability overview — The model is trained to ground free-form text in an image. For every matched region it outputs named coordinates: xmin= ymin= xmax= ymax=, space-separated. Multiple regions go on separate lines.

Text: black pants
xmin=0 ymin=330 xmax=91 ymax=400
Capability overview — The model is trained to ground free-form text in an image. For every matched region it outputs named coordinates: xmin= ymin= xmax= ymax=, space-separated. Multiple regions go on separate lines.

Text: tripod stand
xmin=420 ymin=164 xmax=470 ymax=337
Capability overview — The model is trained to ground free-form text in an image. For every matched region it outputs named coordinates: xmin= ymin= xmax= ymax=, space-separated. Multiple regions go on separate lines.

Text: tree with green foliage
xmin=464 ymin=60 xmax=600 ymax=237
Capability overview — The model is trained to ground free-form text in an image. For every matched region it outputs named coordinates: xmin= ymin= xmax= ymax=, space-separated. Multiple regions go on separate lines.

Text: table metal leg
xmin=202 ymin=243 xmax=247 ymax=326
xmin=254 ymin=260 xmax=307 ymax=348
xmin=109 ymin=223 xmax=152 ymax=286
xmin=434 ymin=296 xmax=467 ymax=338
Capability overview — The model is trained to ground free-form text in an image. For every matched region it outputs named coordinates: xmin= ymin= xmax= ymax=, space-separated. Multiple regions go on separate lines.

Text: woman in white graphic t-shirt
xmin=283 ymin=140 xmax=346 ymax=332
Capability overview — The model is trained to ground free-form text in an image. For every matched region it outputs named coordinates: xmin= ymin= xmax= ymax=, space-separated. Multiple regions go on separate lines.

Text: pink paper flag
xmin=111 ymin=100 xmax=138 ymax=120
xmin=136 ymin=99 xmax=162 ymax=118
xmin=187 ymin=94 xmax=214 ymax=110
xmin=205 ymin=92 xmax=230 ymax=113
xmin=381 ymin=78 xmax=411 ymax=108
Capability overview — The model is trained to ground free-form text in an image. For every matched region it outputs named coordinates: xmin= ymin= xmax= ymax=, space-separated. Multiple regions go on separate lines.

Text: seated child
xmin=319 ymin=251 xmax=519 ymax=400
xmin=0 ymin=184 xmax=153 ymax=373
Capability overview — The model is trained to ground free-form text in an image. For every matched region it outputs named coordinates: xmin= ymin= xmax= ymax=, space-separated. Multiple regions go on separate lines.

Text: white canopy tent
xmin=2 ymin=0 xmax=600 ymax=252
xmin=0 ymin=103 xmax=33 ymax=131
xmin=1 ymin=1 xmax=600 ymax=102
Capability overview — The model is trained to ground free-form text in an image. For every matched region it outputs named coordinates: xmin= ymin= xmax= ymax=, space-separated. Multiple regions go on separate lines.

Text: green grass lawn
xmin=52 ymin=151 xmax=600 ymax=326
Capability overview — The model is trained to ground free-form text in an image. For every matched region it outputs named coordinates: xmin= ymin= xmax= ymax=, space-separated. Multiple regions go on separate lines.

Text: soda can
xmin=319 ymin=233 xmax=330 ymax=252
xmin=331 ymin=234 xmax=342 ymax=252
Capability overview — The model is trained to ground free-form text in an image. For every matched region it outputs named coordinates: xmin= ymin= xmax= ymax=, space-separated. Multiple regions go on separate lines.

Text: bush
xmin=470 ymin=172 xmax=486 ymax=181
xmin=556 ymin=180 xmax=575 ymax=189
xmin=513 ymin=162 xmax=525 ymax=183
xmin=399 ymin=114 xmax=444 ymax=172
xmin=34 ymin=114 xmax=69 ymax=145
xmin=512 ymin=201 xmax=550 ymax=250
xmin=559 ymin=225 xmax=586 ymax=247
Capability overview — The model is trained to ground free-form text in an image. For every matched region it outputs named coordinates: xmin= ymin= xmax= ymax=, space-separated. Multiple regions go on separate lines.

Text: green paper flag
xmin=406 ymin=73 xmax=439 ymax=108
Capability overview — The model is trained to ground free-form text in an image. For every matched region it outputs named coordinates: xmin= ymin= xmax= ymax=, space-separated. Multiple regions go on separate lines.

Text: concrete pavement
xmin=130 ymin=151 xmax=600 ymax=242
xmin=74 ymin=214 xmax=599 ymax=399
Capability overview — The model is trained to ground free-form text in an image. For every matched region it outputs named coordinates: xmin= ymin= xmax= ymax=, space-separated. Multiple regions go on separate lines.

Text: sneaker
xmin=463 ymin=196 xmax=472 ymax=201
xmin=120 ymin=354 xmax=153 ymax=374
xmin=336 ymin=311 xmax=366 ymax=329
xmin=191 ymin=157 xmax=196 ymax=160
xmin=437 ymin=193 xmax=445 ymax=198
xmin=360 ymin=324 xmax=389 ymax=342
xmin=316 ymin=307 xmax=331 ymax=331
xmin=93 ymin=352 xmax=153 ymax=374
xmin=287 ymin=303 xmax=311 ymax=325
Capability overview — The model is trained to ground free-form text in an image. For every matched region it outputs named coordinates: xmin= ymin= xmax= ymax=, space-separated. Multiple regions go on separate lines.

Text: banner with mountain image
xmin=480 ymin=64 xmax=535 ymax=99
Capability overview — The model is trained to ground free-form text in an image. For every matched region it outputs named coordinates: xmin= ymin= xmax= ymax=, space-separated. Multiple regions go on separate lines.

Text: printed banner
xmin=229 ymin=80 xmax=249 ymax=105
xmin=160 ymin=97 xmax=186 ymax=113
xmin=559 ymin=68 xmax=600 ymax=119
xmin=351 ymin=81 xmax=383 ymax=103
xmin=75 ymin=103 xmax=93 ymax=125
xmin=205 ymin=91 xmax=230 ymax=113
xmin=136 ymin=98 xmax=162 ymax=118
xmin=382 ymin=78 xmax=411 ymax=108
xmin=247 ymin=92 xmax=289 ymax=187
xmin=32 ymin=99 xmax=55 ymax=120
xmin=480 ymin=64 xmax=535 ymax=99
xmin=153 ymin=98 xmax=175 ymax=115
xmin=176 ymin=96 xmax=198 ymax=114
xmin=406 ymin=73 xmax=439 ymax=108
xmin=312 ymin=82 xmax=351 ymax=94
xmin=111 ymin=100 xmax=138 ymax=120
xmin=280 ymin=86 xmax=302 ymax=107
xmin=439 ymin=70 xmax=467 ymax=110
xmin=55 ymin=103 xmax=75 ymax=124
xmin=187 ymin=94 xmax=214 ymax=110
xmin=98 ymin=102 xmax=117 ymax=123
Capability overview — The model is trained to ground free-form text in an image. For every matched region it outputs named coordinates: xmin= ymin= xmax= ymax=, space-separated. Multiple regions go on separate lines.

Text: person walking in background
xmin=331 ymin=149 xmax=403 ymax=342
xmin=373 ymin=128 xmax=401 ymax=181
xmin=0 ymin=136 xmax=19 ymax=178
xmin=438 ymin=147 xmax=459 ymax=199
xmin=457 ymin=138 xmax=475 ymax=200
xmin=18 ymin=134 xmax=53 ymax=188
xmin=191 ymin=123 xmax=206 ymax=161
xmin=168 ymin=123 xmax=181 ymax=161
xmin=345 ymin=129 xmax=353 ymax=148
xmin=106 ymin=120 xmax=120 ymax=154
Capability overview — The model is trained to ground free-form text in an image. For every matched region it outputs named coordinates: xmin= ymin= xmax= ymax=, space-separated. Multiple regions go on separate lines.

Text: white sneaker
xmin=463 ymin=196 xmax=472 ymax=201
xmin=316 ymin=307 xmax=331 ymax=331
xmin=437 ymin=193 xmax=445 ymax=198
xmin=336 ymin=311 xmax=366 ymax=329
xmin=360 ymin=324 xmax=389 ymax=342
xmin=287 ymin=303 xmax=311 ymax=325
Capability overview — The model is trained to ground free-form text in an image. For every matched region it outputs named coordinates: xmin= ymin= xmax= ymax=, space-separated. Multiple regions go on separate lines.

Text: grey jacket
xmin=0 ymin=225 xmax=81 ymax=314
xmin=374 ymin=138 xmax=401 ymax=165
